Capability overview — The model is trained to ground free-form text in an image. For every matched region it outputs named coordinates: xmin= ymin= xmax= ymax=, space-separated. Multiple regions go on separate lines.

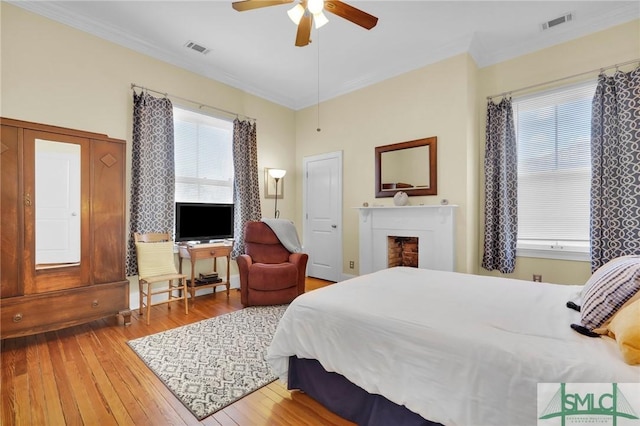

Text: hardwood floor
xmin=1 ymin=277 xmax=355 ymax=426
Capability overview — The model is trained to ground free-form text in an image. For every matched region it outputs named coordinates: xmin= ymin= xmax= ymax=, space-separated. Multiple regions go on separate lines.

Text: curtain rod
xmin=486 ymin=58 xmax=640 ymax=101
xmin=130 ymin=83 xmax=257 ymax=122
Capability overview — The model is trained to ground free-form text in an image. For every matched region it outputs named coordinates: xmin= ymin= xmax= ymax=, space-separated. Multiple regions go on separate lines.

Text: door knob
xmin=331 ymin=224 xmax=337 ymax=228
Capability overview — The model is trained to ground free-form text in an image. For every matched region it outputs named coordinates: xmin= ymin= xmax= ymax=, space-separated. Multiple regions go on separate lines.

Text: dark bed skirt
xmin=287 ymin=356 xmax=441 ymax=426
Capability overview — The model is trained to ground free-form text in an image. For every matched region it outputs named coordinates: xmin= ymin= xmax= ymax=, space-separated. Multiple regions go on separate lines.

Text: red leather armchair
xmin=237 ymin=221 xmax=308 ymax=306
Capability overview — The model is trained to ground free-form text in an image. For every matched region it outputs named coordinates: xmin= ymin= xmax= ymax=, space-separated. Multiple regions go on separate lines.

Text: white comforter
xmin=266 ymin=267 xmax=640 ymax=426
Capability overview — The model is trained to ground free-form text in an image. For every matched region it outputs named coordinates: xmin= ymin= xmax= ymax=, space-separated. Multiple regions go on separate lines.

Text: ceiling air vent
xmin=184 ymin=41 xmax=210 ymax=55
xmin=541 ymin=13 xmax=573 ymax=31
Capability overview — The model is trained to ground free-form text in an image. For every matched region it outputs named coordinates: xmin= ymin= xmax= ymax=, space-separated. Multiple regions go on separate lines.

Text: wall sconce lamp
xmin=268 ymin=168 xmax=286 ymax=218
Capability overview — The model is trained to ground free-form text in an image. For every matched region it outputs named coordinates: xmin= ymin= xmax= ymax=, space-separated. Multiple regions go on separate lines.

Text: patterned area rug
xmin=127 ymin=304 xmax=288 ymax=420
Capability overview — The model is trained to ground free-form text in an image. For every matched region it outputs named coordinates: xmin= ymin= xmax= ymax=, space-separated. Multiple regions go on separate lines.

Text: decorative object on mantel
xmin=440 ymin=199 xmax=449 ymax=205
xmin=363 ymin=202 xmax=369 ymax=207
xmin=393 ymin=191 xmax=409 ymax=206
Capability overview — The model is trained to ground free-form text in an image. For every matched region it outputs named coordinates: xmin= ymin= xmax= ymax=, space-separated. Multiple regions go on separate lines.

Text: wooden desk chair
xmin=134 ymin=232 xmax=188 ymax=325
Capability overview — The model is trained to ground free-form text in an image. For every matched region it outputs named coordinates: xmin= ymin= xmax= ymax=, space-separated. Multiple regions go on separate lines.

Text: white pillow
xmin=135 ymin=241 xmax=178 ymax=278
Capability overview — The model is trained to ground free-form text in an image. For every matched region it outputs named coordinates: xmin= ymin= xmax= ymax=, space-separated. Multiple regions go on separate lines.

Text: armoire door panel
xmin=91 ymin=138 xmax=126 ymax=284
xmin=32 ymin=266 xmax=87 ymax=293
xmin=22 ymin=129 xmax=92 ymax=294
xmin=1 ymin=125 xmax=22 ymax=298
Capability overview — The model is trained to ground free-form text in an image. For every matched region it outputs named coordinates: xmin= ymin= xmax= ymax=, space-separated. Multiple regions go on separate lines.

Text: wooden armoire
xmin=1 ymin=118 xmax=131 ymax=339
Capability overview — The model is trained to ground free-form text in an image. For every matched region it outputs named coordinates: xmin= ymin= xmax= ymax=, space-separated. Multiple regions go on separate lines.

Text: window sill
xmin=516 ymin=247 xmax=589 ymax=262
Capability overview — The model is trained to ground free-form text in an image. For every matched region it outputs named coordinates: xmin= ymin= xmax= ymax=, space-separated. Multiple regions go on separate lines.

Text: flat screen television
xmin=175 ymin=202 xmax=234 ymax=242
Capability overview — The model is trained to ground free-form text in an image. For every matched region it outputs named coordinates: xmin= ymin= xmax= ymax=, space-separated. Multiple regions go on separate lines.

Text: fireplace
xmin=357 ymin=205 xmax=456 ymax=274
xmin=388 ymin=236 xmax=419 ymax=268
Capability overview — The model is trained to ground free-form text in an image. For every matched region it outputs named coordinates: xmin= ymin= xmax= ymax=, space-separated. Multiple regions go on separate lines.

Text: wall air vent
xmin=541 ymin=13 xmax=573 ymax=31
xmin=184 ymin=41 xmax=210 ymax=55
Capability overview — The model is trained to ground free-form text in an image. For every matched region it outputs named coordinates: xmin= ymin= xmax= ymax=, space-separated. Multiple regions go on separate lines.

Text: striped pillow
xmin=580 ymin=255 xmax=640 ymax=301
xmin=580 ymin=256 xmax=640 ymax=331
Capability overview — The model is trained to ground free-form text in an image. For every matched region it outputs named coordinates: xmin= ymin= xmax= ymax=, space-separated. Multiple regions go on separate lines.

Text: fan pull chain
xmin=316 ymin=28 xmax=321 ymax=132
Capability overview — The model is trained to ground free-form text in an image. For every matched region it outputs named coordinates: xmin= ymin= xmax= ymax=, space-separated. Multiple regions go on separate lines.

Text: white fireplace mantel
xmin=357 ymin=205 xmax=457 ymax=274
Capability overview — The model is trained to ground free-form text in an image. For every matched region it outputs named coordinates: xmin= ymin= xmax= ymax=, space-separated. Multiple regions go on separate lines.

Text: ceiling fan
xmin=231 ymin=0 xmax=379 ymax=47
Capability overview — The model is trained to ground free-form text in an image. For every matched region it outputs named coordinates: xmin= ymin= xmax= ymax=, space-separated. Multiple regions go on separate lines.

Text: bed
xmin=266 ymin=266 xmax=640 ymax=426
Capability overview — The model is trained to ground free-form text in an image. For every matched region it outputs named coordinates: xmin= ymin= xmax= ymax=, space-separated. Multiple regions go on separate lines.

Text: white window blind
xmin=173 ymin=107 xmax=234 ymax=203
xmin=513 ymin=80 xmax=597 ymax=260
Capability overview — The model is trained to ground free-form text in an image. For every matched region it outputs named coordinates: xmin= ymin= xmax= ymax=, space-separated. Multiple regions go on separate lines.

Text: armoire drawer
xmin=0 ymin=281 xmax=129 ymax=339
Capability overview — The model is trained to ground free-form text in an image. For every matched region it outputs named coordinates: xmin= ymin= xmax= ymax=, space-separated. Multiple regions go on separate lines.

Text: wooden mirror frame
xmin=375 ymin=136 xmax=437 ymax=198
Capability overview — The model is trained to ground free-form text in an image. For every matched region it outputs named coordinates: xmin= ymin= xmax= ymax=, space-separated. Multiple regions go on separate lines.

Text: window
xmin=513 ymin=81 xmax=597 ymax=261
xmin=173 ymin=107 xmax=233 ymax=203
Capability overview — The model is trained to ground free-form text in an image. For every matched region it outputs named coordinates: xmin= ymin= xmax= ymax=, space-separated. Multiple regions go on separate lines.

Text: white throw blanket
xmin=261 ymin=218 xmax=302 ymax=253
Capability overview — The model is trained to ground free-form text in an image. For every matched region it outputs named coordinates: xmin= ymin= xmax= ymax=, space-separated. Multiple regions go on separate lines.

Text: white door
xmin=35 ymin=139 xmax=81 ymax=265
xmin=303 ymin=151 xmax=342 ymax=282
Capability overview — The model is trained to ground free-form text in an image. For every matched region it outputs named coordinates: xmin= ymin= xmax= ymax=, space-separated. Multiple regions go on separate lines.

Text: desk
xmin=177 ymin=242 xmax=233 ymax=305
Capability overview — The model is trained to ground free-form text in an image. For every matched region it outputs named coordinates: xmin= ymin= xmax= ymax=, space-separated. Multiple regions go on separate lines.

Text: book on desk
xmin=188 ymin=272 xmax=222 ymax=287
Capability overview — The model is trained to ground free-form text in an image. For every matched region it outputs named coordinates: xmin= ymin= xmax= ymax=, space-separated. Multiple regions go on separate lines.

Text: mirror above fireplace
xmin=375 ymin=136 xmax=437 ymax=198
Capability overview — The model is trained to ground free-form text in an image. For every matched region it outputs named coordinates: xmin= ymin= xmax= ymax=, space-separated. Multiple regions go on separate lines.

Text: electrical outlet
xmin=349 ymin=261 xmax=355 ymax=269
xmin=533 ymin=274 xmax=542 ymax=282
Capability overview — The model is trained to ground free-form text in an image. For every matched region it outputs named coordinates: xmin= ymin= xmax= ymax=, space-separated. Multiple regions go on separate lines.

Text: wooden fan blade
xmin=232 ymin=0 xmax=294 ymax=12
xmin=295 ymin=14 xmax=312 ymax=46
xmin=324 ymin=1 xmax=378 ymax=29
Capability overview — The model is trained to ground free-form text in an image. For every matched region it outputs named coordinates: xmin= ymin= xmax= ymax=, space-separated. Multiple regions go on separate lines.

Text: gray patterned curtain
xmin=125 ymin=92 xmax=176 ymax=276
xmin=482 ymin=98 xmax=518 ymax=273
xmin=590 ymin=67 xmax=640 ymax=271
xmin=231 ymin=119 xmax=261 ymax=259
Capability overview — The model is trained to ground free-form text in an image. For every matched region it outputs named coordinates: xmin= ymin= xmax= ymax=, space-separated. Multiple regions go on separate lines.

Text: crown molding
xmin=9 ymin=1 xmax=639 ymax=111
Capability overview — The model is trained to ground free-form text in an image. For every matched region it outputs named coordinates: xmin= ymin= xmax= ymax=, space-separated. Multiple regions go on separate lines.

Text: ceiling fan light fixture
xmin=307 ymin=0 xmax=324 ymax=14
xmin=287 ymin=4 xmax=305 ymax=25
xmin=231 ymin=0 xmax=378 ymax=46
xmin=313 ymin=11 xmax=329 ymax=29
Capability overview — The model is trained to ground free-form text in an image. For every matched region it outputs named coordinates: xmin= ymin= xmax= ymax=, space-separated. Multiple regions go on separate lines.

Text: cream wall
xmin=3 ymin=2 xmax=639 ymax=285
xmin=1 ymin=5 xmax=297 ymax=219
xmin=464 ymin=54 xmax=480 ymax=274
xmin=294 ymin=54 xmax=479 ymax=274
xmin=477 ymin=19 xmax=640 ymax=285
xmin=1 ymin=3 xmax=297 ymax=287
xmin=294 ymin=19 xmax=639 ymax=282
